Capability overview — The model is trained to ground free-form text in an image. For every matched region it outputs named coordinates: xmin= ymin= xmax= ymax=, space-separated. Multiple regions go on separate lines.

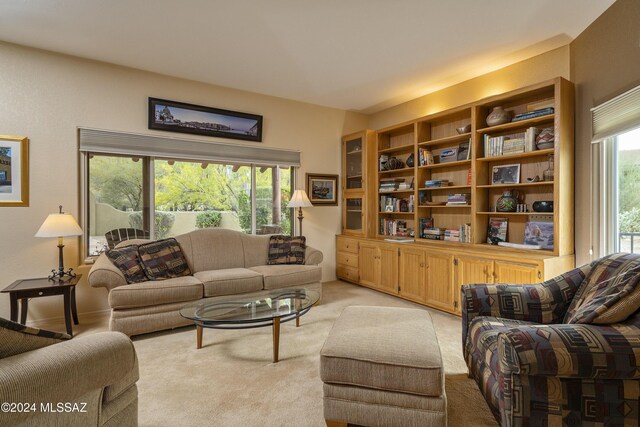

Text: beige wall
xmin=0 ymin=41 xmax=367 ymax=323
xmin=368 ymin=46 xmax=570 ymax=130
xmin=570 ymin=0 xmax=640 ymax=265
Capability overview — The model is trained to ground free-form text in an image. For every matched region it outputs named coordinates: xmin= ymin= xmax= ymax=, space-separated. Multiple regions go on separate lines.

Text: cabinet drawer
xmin=337 ymin=238 xmax=359 ymax=254
xmin=337 ymin=265 xmax=359 ymax=283
xmin=337 ymin=252 xmax=359 ymax=268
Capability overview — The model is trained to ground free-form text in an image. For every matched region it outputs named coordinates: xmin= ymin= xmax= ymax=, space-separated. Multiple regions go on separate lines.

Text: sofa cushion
xmin=241 ymin=233 xmax=272 ymax=268
xmin=564 ymin=253 xmax=640 ymax=324
xmin=194 ymin=268 xmax=264 ymax=297
xmin=176 ymin=228 xmax=246 ymax=273
xmin=320 ymin=306 xmax=443 ymax=397
xmin=267 ymin=235 xmax=306 ymax=265
xmin=249 ymin=264 xmax=321 ymax=290
xmin=106 ymin=245 xmax=148 ymax=284
xmin=0 ymin=317 xmax=70 ymax=359
xmin=138 ymin=238 xmax=192 ymax=280
xmin=108 ymin=276 xmax=203 ymax=309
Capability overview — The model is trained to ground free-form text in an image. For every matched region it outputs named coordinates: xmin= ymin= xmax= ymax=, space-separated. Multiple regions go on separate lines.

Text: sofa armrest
xmin=88 ymin=253 xmax=127 ymax=292
xmin=305 ymin=245 xmax=323 ymax=265
xmin=0 ymin=332 xmax=138 ymax=405
xmin=461 ymin=264 xmax=591 ymax=348
xmin=497 ymin=321 xmax=640 ymax=379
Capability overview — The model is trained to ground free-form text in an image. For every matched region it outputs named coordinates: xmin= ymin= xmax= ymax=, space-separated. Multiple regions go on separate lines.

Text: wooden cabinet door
xmin=378 ymin=244 xmax=399 ymax=294
xmin=494 ymin=260 xmax=541 ymax=284
xmin=399 ymin=247 xmax=427 ymax=303
xmin=454 ymin=255 xmax=494 ymax=313
xmin=425 ymin=252 xmax=455 ymax=313
xmin=358 ymin=242 xmax=379 ymax=288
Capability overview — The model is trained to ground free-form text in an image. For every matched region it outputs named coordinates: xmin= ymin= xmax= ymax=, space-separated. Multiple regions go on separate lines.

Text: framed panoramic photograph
xmin=306 ymin=173 xmax=338 ymax=206
xmin=0 ymin=135 xmax=29 ymax=207
xmin=148 ymin=97 xmax=263 ymax=142
xmin=491 ymin=163 xmax=520 ymax=185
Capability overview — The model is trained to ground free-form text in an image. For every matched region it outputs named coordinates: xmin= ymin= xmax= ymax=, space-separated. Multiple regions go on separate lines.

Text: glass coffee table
xmin=180 ymin=288 xmax=320 ymax=363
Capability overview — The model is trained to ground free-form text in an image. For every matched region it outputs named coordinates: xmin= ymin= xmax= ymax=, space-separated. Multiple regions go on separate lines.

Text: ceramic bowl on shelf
xmin=532 ymin=201 xmax=554 ymax=212
xmin=456 ymin=124 xmax=471 ymax=134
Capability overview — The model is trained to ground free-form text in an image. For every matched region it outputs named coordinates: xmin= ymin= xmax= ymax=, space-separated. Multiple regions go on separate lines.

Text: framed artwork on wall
xmin=306 ymin=173 xmax=338 ymax=206
xmin=0 ymin=135 xmax=29 ymax=207
xmin=148 ymin=97 xmax=263 ymax=142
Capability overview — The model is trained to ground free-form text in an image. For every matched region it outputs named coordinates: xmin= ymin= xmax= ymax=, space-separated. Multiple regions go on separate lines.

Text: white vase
xmin=486 ymin=106 xmax=510 ymax=126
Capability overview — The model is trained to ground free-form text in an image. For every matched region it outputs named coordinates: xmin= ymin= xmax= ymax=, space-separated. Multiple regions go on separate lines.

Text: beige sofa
xmin=0 ymin=322 xmax=138 ymax=427
xmin=89 ymin=228 xmax=323 ymax=336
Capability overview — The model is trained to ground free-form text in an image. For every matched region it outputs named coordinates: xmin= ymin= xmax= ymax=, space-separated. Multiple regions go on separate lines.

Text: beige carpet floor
xmin=43 ymin=280 xmax=497 ymax=426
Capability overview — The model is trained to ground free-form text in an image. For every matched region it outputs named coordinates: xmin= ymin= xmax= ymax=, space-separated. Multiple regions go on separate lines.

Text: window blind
xmin=592 ymin=84 xmax=640 ymax=143
xmin=78 ymin=128 xmax=301 ymax=167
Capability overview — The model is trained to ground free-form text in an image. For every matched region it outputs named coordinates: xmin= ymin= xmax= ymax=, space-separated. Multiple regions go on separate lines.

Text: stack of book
xmin=446 ymin=193 xmax=470 ymax=206
xmin=418 ymin=148 xmax=434 ymax=166
xmin=397 ymin=178 xmax=413 ymax=190
xmin=444 ymin=229 xmax=460 ymax=242
xmin=380 ymin=195 xmax=414 ymax=212
xmin=379 ymin=177 xmax=405 ymax=192
xmin=422 ymin=227 xmax=445 ymax=240
xmin=418 ymin=218 xmax=433 ymax=238
xmin=502 ymin=133 xmax=526 ymax=155
xmin=380 ymin=219 xmax=408 ymax=236
xmin=459 ymin=223 xmax=471 ymax=243
xmin=511 ymin=107 xmax=554 ymax=122
xmin=424 ymin=179 xmax=449 ymax=188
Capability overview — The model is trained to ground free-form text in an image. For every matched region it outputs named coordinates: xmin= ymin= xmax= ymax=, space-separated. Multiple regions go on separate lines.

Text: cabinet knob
xmin=38 ymin=291 xmax=43 ymax=296
xmin=420 ymin=262 xmax=425 ymax=268
xmin=538 ymin=271 xmax=542 ymax=280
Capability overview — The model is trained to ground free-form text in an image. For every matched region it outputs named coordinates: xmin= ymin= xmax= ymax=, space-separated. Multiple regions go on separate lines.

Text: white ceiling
xmin=0 ymin=0 xmax=614 ymax=113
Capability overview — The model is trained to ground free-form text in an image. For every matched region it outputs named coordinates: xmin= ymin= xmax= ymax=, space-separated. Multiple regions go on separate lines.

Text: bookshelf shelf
xmin=477 ymin=181 xmax=553 ymax=189
xmin=379 ymin=189 xmax=415 ymax=194
xmin=477 ymin=212 xmax=556 ymax=216
xmin=418 ymin=205 xmax=471 ymax=208
xmin=379 ymin=167 xmax=414 ymax=175
xmin=477 ymin=148 xmax=554 ymax=162
xmin=418 ymin=159 xmax=471 ymax=170
xmin=378 ymin=143 xmax=414 ymax=154
xmin=418 ymin=185 xmax=471 ymax=191
xmin=418 ymin=132 xmax=471 ymax=148
xmin=476 ymin=114 xmax=554 ymax=134
xmin=378 ymin=211 xmax=414 ymax=215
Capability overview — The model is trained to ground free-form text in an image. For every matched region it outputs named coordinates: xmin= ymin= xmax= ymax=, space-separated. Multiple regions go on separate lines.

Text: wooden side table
xmin=1 ymin=275 xmax=81 ymax=336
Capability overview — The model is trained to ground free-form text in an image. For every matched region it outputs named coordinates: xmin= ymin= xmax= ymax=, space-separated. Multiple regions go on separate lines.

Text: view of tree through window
xmin=616 ymin=127 xmax=640 ymax=253
xmin=87 ymin=154 xmax=293 ymax=256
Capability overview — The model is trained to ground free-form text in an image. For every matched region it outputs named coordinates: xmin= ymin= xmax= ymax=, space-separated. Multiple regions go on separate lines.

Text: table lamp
xmin=35 ymin=205 xmax=83 ymax=280
xmin=287 ymin=190 xmax=313 ymax=236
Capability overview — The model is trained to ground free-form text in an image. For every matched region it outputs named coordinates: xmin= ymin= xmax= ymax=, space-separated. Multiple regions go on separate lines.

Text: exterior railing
xmin=620 ymin=232 xmax=640 ymax=253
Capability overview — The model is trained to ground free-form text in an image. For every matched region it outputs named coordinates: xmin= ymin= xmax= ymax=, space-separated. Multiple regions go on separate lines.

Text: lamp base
xmin=48 ymin=268 xmax=76 ymax=281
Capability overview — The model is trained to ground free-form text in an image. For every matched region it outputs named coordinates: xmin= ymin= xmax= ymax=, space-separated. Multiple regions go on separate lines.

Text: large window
xmin=86 ymin=154 xmax=294 ymax=256
xmin=600 ymin=127 xmax=640 ymax=254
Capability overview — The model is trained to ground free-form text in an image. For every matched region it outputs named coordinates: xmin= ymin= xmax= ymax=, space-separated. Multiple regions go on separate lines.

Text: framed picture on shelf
xmin=457 ymin=141 xmax=470 ymax=161
xmin=491 ymin=164 xmax=520 ymax=185
xmin=306 ymin=173 xmax=338 ymax=206
xmin=0 ymin=135 xmax=29 ymax=207
xmin=487 ymin=217 xmax=508 ymax=244
xmin=524 ymin=221 xmax=554 ymax=250
xmin=148 ymin=97 xmax=263 ymax=142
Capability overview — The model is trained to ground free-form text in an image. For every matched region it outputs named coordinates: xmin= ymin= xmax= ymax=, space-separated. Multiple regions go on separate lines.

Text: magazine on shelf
xmin=487 ymin=217 xmax=508 ymax=244
xmin=524 ymin=221 xmax=554 ymax=250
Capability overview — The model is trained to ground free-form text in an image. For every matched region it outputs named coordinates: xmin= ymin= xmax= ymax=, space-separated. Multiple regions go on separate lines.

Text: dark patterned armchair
xmin=462 ymin=253 xmax=640 ymax=426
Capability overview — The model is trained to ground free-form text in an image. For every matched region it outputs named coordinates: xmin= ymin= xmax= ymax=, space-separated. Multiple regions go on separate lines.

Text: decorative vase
xmin=536 ymin=128 xmax=555 ymax=150
xmin=486 ymin=106 xmax=511 ymax=126
xmin=543 ymin=154 xmax=554 ymax=182
xmin=406 ymin=153 xmax=414 ymax=168
xmin=496 ymin=190 xmax=520 ymax=212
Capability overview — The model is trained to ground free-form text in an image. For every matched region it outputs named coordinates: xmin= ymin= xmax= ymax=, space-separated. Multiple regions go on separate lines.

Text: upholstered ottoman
xmin=320 ymin=306 xmax=446 ymax=427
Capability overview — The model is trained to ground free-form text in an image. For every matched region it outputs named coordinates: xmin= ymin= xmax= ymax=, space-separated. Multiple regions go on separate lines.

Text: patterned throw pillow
xmin=267 ymin=235 xmax=306 ymax=265
xmin=138 ymin=238 xmax=192 ymax=280
xmin=106 ymin=245 xmax=148 ymax=284
xmin=564 ymin=253 xmax=640 ymax=324
xmin=0 ymin=317 xmax=70 ymax=359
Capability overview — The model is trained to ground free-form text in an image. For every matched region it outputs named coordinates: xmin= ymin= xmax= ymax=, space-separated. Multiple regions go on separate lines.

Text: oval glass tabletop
xmin=180 ymin=287 xmax=320 ymax=325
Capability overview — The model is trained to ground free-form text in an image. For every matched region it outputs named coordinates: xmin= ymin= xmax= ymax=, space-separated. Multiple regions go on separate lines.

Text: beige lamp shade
xmin=288 ymin=190 xmax=313 ymax=208
xmin=35 ymin=212 xmax=83 ymax=238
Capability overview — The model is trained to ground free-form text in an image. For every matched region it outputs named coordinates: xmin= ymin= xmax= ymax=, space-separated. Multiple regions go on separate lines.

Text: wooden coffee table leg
xmin=296 ymin=316 xmax=300 ymax=327
xmin=272 ymin=317 xmax=281 ymax=363
xmin=196 ymin=325 xmax=203 ymax=349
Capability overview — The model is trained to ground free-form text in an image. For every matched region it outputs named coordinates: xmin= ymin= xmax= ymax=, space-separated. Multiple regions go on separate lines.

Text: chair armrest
xmin=88 ymin=253 xmax=127 ymax=292
xmin=305 ymin=245 xmax=323 ymax=265
xmin=498 ymin=321 xmax=640 ymax=379
xmin=461 ymin=264 xmax=591 ymax=348
xmin=0 ymin=332 xmax=138 ymax=405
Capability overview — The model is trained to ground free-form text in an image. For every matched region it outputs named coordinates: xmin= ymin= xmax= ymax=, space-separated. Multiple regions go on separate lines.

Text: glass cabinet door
xmin=345 ymin=137 xmax=363 ymax=190
xmin=344 ymin=196 xmax=364 ymax=233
